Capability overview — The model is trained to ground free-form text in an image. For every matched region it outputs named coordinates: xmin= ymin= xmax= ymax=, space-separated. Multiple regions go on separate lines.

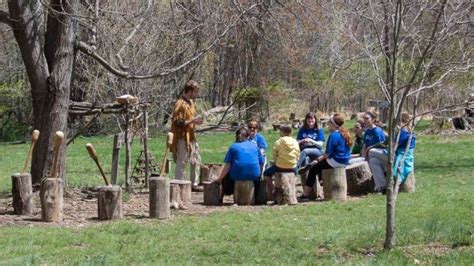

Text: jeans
xmin=297 ymin=147 xmax=323 ymax=169
xmin=368 ymin=148 xmax=388 ymax=189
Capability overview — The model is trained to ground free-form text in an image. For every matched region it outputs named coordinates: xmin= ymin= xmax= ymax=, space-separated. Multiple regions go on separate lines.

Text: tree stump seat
xmin=273 ymin=172 xmax=298 ymax=205
xmin=399 ymin=172 xmax=416 ymax=193
xmin=203 ymin=181 xmax=222 ymax=206
xmin=149 ymin=177 xmax=170 ymax=219
xmin=233 ymin=180 xmax=255 ymax=205
xmin=345 ymin=161 xmax=373 ymax=195
xmin=322 ymin=168 xmax=347 ymax=202
xmin=40 ymin=178 xmax=64 ymax=222
xmin=170 ymin=179 xmax=192 ymax=209
xmin=200 ymin=163 xmax=224 ymax=184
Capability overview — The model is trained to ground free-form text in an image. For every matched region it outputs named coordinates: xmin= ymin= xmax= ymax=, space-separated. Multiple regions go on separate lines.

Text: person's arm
xmin=214 ymin=164 xmax=231 ymax=182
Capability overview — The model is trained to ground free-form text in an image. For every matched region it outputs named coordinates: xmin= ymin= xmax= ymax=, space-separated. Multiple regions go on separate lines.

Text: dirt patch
xmin=0 ymin=185 xmax=365 ymax=228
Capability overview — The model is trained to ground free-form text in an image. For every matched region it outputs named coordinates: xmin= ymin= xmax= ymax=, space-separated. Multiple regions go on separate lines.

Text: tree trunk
xmin=8 ymin=0 xmax=77 ymax=184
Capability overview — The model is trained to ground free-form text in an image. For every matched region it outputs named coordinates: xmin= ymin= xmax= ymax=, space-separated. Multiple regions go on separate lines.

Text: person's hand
xmin=194 ymin=117 xmax=204 ymax=125
xmin=317 ymin=155 xmax=325 ymax=161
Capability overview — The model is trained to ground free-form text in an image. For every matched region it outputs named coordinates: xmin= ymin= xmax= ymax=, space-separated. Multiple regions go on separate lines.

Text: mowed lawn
xmin=0 ymin=128 xmax=473 ymax=264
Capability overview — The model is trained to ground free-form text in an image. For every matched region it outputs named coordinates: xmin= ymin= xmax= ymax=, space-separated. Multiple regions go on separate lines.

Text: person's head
xmin=279 ymin=125 xmax=292 ymax=137
xmin=400 ymin=112 xmax=411 ymax=126
xmin=327 ymin=113 xmax=345 ymax=131
xmin=183 ymin=80 xmax=201 ymax=99
xmin=354 ymin=119 xmax=364 ymax=136
xmin=303 ymin=112 xmax=318 ymax=129
xmin=363 ymin=111 xmax=377 ymax=128
xmin=247 ymin=121 xmax=258 ymax=137
xmin=235 ymin=127 xmax=248 ymax=142
xmin=329 ymin=113 xmax=352 ymax=147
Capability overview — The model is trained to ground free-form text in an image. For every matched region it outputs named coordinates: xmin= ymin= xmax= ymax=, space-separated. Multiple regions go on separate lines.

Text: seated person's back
xmin=226 ymin=140 xmax=262 ymax=181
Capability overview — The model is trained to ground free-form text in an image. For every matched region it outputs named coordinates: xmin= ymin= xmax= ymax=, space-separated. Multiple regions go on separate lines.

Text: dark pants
xmin=263 ymin=165 xmax=297 ymax=177
xmin=305 ymin=159 xmax=333 ymax=187
xmin=222 ymin=174 xmax=261 ymax=198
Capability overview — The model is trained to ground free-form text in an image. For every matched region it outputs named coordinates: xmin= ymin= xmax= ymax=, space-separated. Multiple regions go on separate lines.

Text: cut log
xmin=98 ymin=185 xmax=123 ymax=220
xmin=200 ymin=163 xmax=223 ymax=184
xmin=203 ymin=181 xmax=222 ymax=206
xmin=299 ymin=171 xmax=323 ymax=199
xmin=322 ymin=168 xmax=347 ymax=201
xmin=40 ymin=178 xmax=64 ymax=222
xmin=170 ymin=179 xmax=192 ymax=209
xmin=274 ymin=172 xmax=298 ymax=205
xmin=345 ymin=161 xmax=373 ymax=195
xmin=149 ymin=177 xmax=170 ymax=219
xmin=400 ymin=172 xmax=416 ymax=193
xmin=234 ymin=181 xmax=255 ymax=205
xmin=255 ymin=178 xmax=269 ymax=205
xmin=263 ymin=175 xmax=274 ymax=202
xmin=11 ymin=173 xmax=33 ymax=215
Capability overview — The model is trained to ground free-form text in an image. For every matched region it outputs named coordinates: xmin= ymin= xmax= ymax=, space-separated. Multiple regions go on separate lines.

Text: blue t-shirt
xmin=248 ymin=133 xmax=268 ymax=151
xmin=325 ymin=130 xmax=351 ymax=164
xmin=396 ymin=127 xmax=416 ymax=152
xmin=297 ymin=127 xmax=325 ymax=150
xmin=224 ymin=141 xmax=263 ymax=181
xmin=364 ymin=127 xmax=386 ymax=147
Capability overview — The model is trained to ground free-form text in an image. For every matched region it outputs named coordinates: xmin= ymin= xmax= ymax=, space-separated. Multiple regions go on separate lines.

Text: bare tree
xmin=320 ymin=0 xmax=473 ymax=249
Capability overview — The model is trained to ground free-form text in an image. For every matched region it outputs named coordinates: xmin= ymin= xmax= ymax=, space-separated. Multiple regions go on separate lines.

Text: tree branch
xmin=77 ymin=3 xmax=260 ymax=80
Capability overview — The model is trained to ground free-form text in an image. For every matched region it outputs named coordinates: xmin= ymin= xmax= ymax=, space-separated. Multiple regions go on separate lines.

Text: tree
xmin=319 ymin=0 xmax=473 ymax=248
xmin=0 ymin=0 xmax=262 ymax=184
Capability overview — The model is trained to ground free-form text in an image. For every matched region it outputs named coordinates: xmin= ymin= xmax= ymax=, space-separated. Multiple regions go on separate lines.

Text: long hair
xmin=332 ymin=113 xmax=352 ymax=147
xmin=303 ymin=112 xmax=319 ymax=129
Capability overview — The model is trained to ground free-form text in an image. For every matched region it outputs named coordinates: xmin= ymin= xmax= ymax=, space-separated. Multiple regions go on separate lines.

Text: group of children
xmin=214 ymin=111 xmax=416 ymax=201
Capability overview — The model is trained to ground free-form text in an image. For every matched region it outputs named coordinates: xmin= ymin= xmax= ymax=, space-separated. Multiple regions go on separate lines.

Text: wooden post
xmin=149 ymin=177 xmax=170 ymax=219
xmin=345 ymin=161 xmax=373 ymax=195
xmin=143 ymin=107 xmax=150 ymax=188
xmin=234 ymin=181 xmax=255 ymax=205
xmin=400 ymin=172 xmax=416 ymax=193
xmin=274 ymin=172 xmax=298 ymax=205
xmin=111 ymin=134 xmax=122 ymax=185
xmin=170 ymin=179 xmax=192 ymax=209
xmin=40 ymin=178 xmax=64 ymax=222
xmin=11 ymin=173 xmax=33 ymax=215
xmin=97 ymin=185 xmax=123 ymax=220
xmin=203 ymin=181 xmax=221 ymax=206
xmin=322 ymin=168 xmax=347 ymax=201
xmin=124 ymin=106 xmax=132 ymax=191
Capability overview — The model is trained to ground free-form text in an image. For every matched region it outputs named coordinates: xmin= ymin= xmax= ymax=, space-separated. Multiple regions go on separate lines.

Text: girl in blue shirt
xmin=299 ymin=114 xmax=352 ymax=200
xmin=364 ymin=111 xmax=389 ymax=192
xmin=296 ymin=112 xmax=325 ymax=173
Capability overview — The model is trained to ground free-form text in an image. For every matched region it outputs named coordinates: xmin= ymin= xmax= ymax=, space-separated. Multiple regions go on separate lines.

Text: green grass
xmin=0 ymin=129 xmax=473 ymax=264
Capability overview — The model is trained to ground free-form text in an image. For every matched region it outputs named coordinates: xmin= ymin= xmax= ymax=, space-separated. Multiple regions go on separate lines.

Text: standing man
xmin=170 ymin=80 xmax=203 ymax=191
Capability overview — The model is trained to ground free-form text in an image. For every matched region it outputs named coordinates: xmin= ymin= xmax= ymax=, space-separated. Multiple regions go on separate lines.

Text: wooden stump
xmin=98 ymin=185 xmax=123 ymax=220
xmin=11 ymin=173 xmax=33 ymax=215
xmin=40 ymin=178 xmax=64 ymax=222
xmin=345 ymin=161 xmax=373 ymax=195
xmin=170 ymin=179 xmax=192 ymax=209
xmin=400 ymin=172 xmax=416 ymax=193
xmin=274 ymin=172 xmax=298 ymax=205
xmin=322 ymin=168 xmax=347 ymax=202
xmin=200 ymin=163 xmax=223 ymax=184
xmin=203 ymin=181 xmax=222 ymax=206
xmin=149 ymin=177 xmax=170 ymax=219
xmin=300 ymin=171 xmax=323 ymax=199
xmin=263 ymin=175 xmax=274 ymax=202
xmin=255 ymin=178 xmax=269 ymax=205
xmin=234 ymin=181 xmax=255 ymax=205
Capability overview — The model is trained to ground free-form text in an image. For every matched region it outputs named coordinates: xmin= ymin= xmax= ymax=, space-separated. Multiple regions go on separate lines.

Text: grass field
xmin=0 ymin=125 xmax=473 ymax=264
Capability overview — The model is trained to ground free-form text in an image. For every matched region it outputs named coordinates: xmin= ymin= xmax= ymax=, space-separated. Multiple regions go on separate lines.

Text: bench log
xmin=234 ymin=181 xmax=255 ymax=205
xmin=274 ymin=172 xmax=298 ymax=205
xmin=149 ymin=177 xmax=170 ymax=219
xmin=345 ymin=161 xmax=373 ymax=195
xmin=203 ymin=181 xmax=222 ymax=206
xmin=11 ymin=173 xmax=33 ymax=215
xmin=98 ymin=185 xmax=123 ymax=220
